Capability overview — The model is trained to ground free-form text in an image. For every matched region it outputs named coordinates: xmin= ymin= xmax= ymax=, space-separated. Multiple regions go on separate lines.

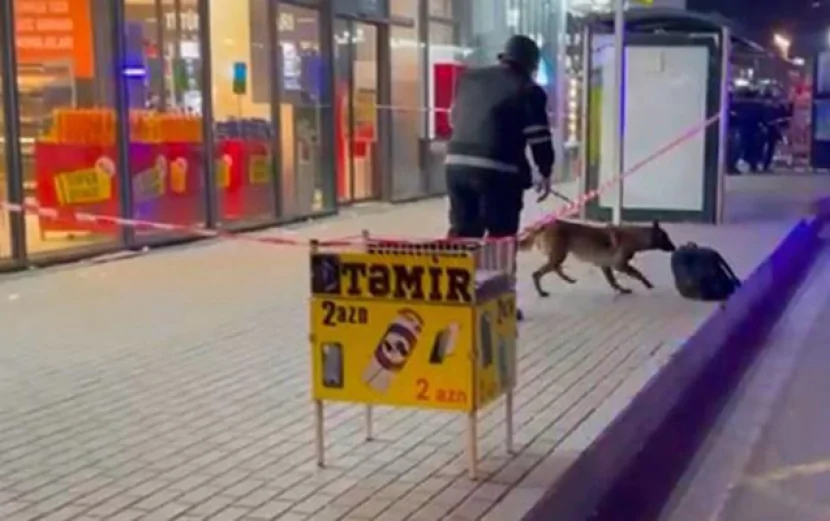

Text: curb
xmin=521 ymin=203 xmax=830 ymax=521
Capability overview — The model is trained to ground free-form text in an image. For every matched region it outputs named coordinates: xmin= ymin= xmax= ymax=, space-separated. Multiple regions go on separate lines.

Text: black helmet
xmin=498 ymin=35 xmax=541 ymax=75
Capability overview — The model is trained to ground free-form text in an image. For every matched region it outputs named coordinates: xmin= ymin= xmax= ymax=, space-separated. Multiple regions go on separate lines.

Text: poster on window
xmin=282 ymin=42 xmax=302 ymax=92
xmin=814 ymin=100 xmax=830 ymax=142
xmin=354 ymin=88 xmax=377 ymax=142
xmin=431 ymin=63 xmax=466 ymax=140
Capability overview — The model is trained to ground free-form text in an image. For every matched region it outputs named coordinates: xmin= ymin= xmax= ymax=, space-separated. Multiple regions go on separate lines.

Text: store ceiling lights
xmin=570 ymin=0 xmax=613 ymax=14
xmin=334 ymin=30 xmax=365 ymax=45
xmin=388 ymin=39 xmax=473 ymax=56
xmin=507 ymin=8 xmax=520 ymax=29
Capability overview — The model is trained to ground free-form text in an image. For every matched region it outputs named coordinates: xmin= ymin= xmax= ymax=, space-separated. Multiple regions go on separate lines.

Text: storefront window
xmin=427 ymin=22 xmax=466 ymax=142
xmin=429 ymin=0 xmax=453 ymax=18
xmin=13 ymin=0 xmax=120 ymax=256
xmin=389 ymin=2 xmax=422 ymax=200
xmin=425 ymin=17 xmax=469 ymax=193
xmin=122 ymin=0 xmax=208 ymax=236
xmin=334 ymin=19 xmax=379 ymax=202
xmin=462 ymin=0 xmax=561 ymax=128
xmin=278 ymin=2 xmax=327 ymax=217
xmin=392 ymin=0 xmax=418 ymax=17
xmin=207 ymin=0 xmax=277 ymax=225
xmin=0 ymin=18 xmax=8 ymax=260
xmin=335 ymin=0 xmax=383 ymax=17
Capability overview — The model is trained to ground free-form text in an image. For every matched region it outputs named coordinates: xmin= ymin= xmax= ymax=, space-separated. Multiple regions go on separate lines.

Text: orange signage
xmin=15 ymin=0 xmax=94 ymax=78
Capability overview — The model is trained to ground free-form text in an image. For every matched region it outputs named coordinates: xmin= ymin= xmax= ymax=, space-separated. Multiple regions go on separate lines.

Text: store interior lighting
xmin=507 ymin=7 xmax=520 ymax=29
xmin=335 ymin=28 xmax=366 ymax=46
xmin=570 ymin=0 xmax=613 ymax=14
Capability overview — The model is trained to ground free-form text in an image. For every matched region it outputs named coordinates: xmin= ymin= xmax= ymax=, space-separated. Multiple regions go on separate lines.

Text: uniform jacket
xmin=447 ymin=64 xmax=554 ymax=188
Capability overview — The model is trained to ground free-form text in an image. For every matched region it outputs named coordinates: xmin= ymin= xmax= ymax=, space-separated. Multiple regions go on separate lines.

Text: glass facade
xmin=0 ymin=0 xmax=566 ymax=269
xmin=0 ymin=5 xmax=8 ymax=261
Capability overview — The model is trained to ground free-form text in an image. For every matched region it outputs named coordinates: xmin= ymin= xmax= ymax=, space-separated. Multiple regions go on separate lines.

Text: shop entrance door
xmin=334 ymin=19 xmax=380 ymax=202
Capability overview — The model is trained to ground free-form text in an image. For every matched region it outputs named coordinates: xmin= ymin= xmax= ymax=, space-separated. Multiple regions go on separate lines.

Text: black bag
xmin=671 ymin=242 xmax=741 ymax=301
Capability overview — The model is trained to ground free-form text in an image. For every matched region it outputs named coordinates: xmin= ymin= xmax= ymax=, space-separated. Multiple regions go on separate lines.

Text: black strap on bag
xmin=671 ymin=242 xmax=741 ymax=301
xmin=714 ymin=250 xmax=741 ymax=290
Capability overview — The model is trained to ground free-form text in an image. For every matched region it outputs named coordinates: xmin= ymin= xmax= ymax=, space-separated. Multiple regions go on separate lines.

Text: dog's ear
xmin=652 ymin=220 xmax=660 ymax=230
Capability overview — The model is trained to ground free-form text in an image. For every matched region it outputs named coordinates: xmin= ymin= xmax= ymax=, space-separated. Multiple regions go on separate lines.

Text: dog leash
xmin=536 ymin=186 xmax=574 ymax=204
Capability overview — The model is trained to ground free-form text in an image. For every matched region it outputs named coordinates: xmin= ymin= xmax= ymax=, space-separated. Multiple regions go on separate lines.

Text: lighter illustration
xmin=363 ymin=309 xmax=424 ymax=392
xmin=322 ymin=343 xmax=344 ymax=389
xmin=429 ymin=323 xmax=460 ymax=364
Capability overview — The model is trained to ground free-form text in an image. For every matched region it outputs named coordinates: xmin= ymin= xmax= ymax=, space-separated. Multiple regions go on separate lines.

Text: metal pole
xmin=174 ymin=0 xmax=183 ymax=107
xmin=505 ymin=389 xmax=514 ymax=454
xmin=346 ymin=21 xmax=356 ymax=202
xmin=716 ymin=28 xmax=731 ymax=225
xmin=0 ymin=0 xmax=28 ymax=261
xmin=466 ymin=410 xmax=478 ymax=480
xmin=320 ymin=0 xmax=338 ymax=210
xmin=197 ymin=0 xmax=218 ymax=227
xmin=266 ymin=0 xmax=283 ymax=218
xmin=361 ymin=229 xmax=374 ymax=441
xmin=578 ymin=23 xmax=592 ymax=219
xmin=553 ymin=0 xmax=569 ymax=183
xmin=377 ymin=24 xmax=393 ymax=201
xmin=611 ymin=0 xmax=625 ymax=224
xmin=310 ymin=237 xmax=326 ymax=468
xmin=417 ymin=0 xmax=430 ymax=196
xmin=154 ymin=0 xmax=167 ymax=111
xmin=111 ymin=0 xmax=135 ymax=248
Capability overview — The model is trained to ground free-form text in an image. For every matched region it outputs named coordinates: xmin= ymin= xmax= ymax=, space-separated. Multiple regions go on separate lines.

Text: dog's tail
xmin=517 ymin=227 xmax=540 ymax=251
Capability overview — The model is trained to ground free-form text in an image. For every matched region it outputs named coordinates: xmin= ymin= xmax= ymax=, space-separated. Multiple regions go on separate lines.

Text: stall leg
xmin=314 ymin=400 xmax=325 ymax=468
xmin=365 ymin=406 xmax=374 ymax=441
xmin=361 ymin=229 xmax=371 ymax=251
xmin=466 ymin=411 xmax=479 ymax=480
xmin=505 ymin=389 xmax=514 ymax=454
xmin=360 ymin=230 xmax=374 ymax=443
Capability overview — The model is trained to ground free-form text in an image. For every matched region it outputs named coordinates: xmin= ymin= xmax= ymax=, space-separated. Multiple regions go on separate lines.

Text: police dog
xmin=519 ymin=219 xmax=677 ymax=296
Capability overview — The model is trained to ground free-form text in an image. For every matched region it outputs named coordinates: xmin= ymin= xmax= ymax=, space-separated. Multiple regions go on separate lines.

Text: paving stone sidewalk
xmin=0 ymin=189 xmax=797 ymax=521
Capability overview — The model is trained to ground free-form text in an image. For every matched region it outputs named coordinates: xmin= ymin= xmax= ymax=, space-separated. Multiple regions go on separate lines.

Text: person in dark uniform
xmin=445 ymin=35 xmax=554 ymax=240
xmin=727 ymin=87 xmax=745 ymax=174
xmin=445 ymin=35 xmax=554 ymax=321
xmin=738 ymin=89 xmax=766 ymax=172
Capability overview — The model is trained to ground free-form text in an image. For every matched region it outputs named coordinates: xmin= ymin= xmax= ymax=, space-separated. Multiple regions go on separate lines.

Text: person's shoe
xmin=516 ymin=308 xmax=524 ymax=322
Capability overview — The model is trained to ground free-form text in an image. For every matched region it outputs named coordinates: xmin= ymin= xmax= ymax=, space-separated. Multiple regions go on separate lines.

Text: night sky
xmin=686 ymin=0 xmax=825 ymax=55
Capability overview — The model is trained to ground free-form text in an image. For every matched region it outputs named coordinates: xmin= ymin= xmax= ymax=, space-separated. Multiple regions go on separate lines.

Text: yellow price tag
xmin=133 ymin=161 xmax=166 ymax=202
xmin=216 ymin=156 xmax=231 ymax=189
xmin=170 ymin=158 xmax=189 ymax=194
xmin=54 ymin=164 xmax=113 ymax=206
xmin=248 ymin=155 xmax=270 ymax=185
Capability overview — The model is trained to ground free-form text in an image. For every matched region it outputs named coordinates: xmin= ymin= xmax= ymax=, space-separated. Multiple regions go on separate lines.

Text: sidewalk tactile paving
xmin=0 ymin=193 xmax=795 ymax=520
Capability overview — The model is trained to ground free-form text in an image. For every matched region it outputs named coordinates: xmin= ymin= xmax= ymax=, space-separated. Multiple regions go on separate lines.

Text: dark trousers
xmin=727 ymin=129 xmax=742 ymax=173
xmin=741 ymin=126 xmax=764 ymax=171
xmin=446 ymin=165 xmax=525 ymax=238
xmin=762 ymin=129 xmax=781 ymax=171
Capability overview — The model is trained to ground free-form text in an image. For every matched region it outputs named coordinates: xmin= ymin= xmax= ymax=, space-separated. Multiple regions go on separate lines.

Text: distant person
xmin=761 ymin=94 xmax=791 ymax=172
xmin=726 ymin=89 xmax=745 ymax=174
xmin=445 ymin=35 xmax=555 ymax=320
xmin=733 ymin=88 xmax=765 ymax=172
